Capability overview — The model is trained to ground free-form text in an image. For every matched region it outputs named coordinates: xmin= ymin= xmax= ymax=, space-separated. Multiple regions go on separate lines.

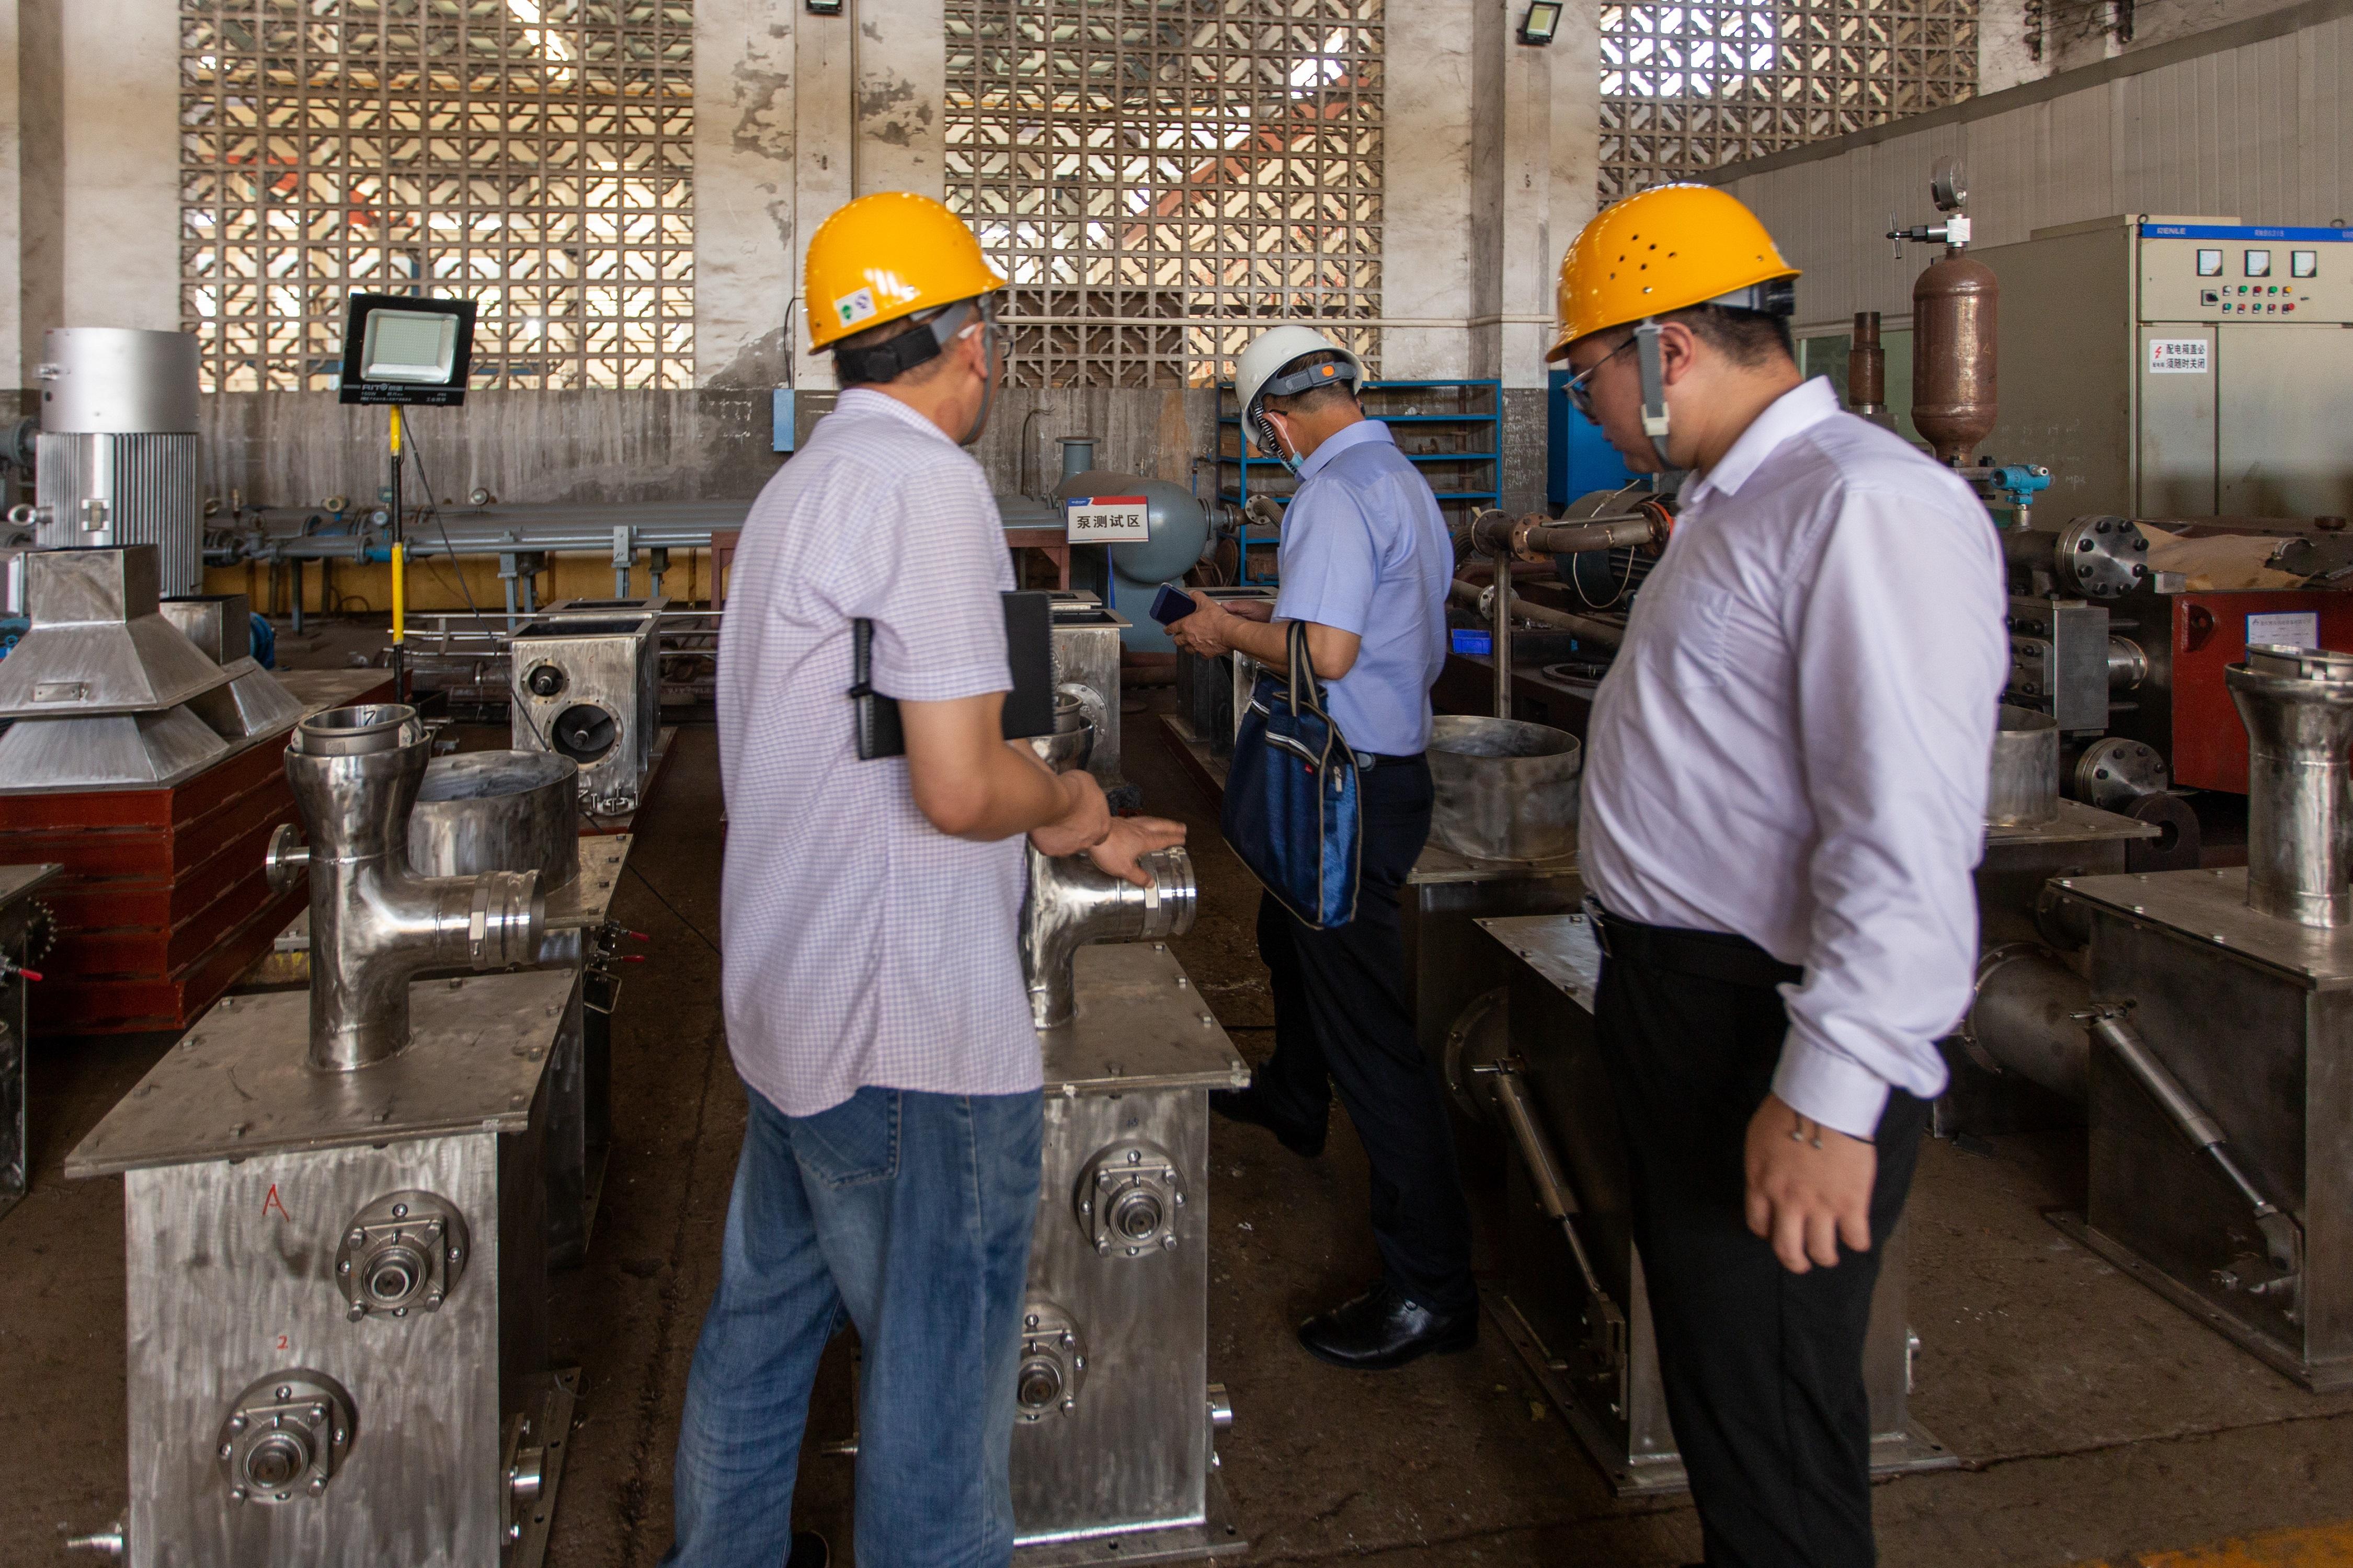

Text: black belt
xmin=1351 ymin=749 xmax=1425 ymax=771
xmin=1583 ymin=897 xmax=1803 ymax=989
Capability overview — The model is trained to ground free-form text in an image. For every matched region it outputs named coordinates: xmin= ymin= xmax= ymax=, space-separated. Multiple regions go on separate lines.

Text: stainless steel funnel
xmin=2226 ymin=645 xmax=2353 ymax=927
xmin=270 ymin=705 xmax=546 ymax=1069
xmin=0 ymin=545 xmax=229 ymax=718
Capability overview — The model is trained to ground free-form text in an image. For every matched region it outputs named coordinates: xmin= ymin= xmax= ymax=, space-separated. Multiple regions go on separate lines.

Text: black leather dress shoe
xmin=789 ymin=1531 xmax=830 ymax=1568
xmin=1298 ymin=1279 xmax=1478 ymax=1370
xmin=1210 ymin=1083 xmax=1327 ymax=1158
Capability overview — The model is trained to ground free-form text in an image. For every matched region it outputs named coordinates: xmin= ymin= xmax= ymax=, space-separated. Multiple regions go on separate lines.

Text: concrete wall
xmin=1719 ymin=0 xmax=2353 ymax=334
xmin=1389 ymin=0 xmax=1598 ymax=388
xmin=202 ymin=391 xmax=781 ymax=512
xmin=1982 ymin=0 xmax=2318 ymax=91
xmin=15 ymin=0 xmax=178 ymax=384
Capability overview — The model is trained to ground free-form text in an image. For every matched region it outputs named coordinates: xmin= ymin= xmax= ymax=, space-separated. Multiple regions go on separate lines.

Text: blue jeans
xmin=662 ymin=1083 xmax=1043 ymax=1568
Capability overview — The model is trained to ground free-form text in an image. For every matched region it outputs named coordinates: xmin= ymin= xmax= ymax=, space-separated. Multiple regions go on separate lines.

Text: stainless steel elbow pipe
xmin=1020 ymin=843 xmax=1197 ymax=1029
xmin=268 ymin=705 xmax=545 ymax=1070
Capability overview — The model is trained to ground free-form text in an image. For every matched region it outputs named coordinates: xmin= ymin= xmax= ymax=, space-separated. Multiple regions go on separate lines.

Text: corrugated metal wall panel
xmin=1724 ymin=14 xmax=2353 ymax=332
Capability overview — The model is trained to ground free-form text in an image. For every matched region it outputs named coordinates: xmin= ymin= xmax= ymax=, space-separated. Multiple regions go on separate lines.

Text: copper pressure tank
xmin=1912 ymin=254 xmax=1998 ymax=466
xmin=1848 ymin=312 xmax=1885 ymax=411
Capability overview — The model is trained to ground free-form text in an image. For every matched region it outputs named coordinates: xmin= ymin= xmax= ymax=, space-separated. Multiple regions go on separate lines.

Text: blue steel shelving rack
xmin=1214 ymin=378 xmax=1502 ymax=586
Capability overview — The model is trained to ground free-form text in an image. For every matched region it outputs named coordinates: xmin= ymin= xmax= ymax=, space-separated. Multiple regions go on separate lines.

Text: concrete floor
xmin=5 ymin=678 xmax=2352 ymax=1565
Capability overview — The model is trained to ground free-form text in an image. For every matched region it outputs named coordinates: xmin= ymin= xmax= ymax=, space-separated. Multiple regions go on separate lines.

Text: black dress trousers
xmin=1591 ymin=915 xmax=1926 ymax=1568
xmin=1251 ymin=756 xmax=1477 ymax=1316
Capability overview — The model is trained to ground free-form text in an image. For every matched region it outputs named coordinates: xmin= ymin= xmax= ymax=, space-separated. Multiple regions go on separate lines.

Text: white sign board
xmin=1065 ymin=495 xmax=1151 ymax=544
xmin=2148 ymin=338 xmax=2210 ymax=374
xmin=2247 ymin=611 xmax=2320 ymax=650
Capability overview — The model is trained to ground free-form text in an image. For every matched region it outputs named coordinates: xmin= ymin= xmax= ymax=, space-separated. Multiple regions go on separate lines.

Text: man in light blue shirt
xmin=1169 ymin=329 xmax=1473 ymax=1371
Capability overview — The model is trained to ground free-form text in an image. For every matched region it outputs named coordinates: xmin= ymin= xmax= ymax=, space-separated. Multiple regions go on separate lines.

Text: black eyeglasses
xmin=1562 ymin=337 xmax=1636 ymax=421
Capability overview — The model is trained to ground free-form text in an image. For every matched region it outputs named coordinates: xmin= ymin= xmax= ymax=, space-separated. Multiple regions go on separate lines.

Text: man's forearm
xmin=955 ymin=743 xmax=1083 ymax=840
xmin=1223 ymin=615 xmax=1294 ymax=671
xmin=903 ymin=690 xmax=1091 ymax=841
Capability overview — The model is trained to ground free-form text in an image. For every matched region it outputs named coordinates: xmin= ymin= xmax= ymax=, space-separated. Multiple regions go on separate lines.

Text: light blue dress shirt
xmin=1271 ymin=418 xmax=1452 ymax=756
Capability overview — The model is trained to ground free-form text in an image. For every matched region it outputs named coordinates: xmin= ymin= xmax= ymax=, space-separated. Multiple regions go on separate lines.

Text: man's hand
xmin=1026 ymin=768 xmax=1112 ymax=859
xmin=1082 ymin=815 xmax=1187 ymax=885
xmin=1222 ymin=597 xmax=1276 ymax=623
xmin=1743 ymin=1092 xmax=1876 ymax=1274
xmin=1168 ymin=592 xmax=1240 ymax=658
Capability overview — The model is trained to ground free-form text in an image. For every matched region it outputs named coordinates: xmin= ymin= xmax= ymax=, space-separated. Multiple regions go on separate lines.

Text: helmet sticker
xmin=835 ymin=287 xmax=878 ymax=329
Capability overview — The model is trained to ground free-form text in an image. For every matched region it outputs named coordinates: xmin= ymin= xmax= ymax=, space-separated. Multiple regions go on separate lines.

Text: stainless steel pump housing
xmin=268 ymin=705 xmax=544 ymax=1069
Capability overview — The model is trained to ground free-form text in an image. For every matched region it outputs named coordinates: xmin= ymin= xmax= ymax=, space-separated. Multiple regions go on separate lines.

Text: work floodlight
xmin=336 ymin=293 xmax=478 ymax=406
xmin=1518 ymin=2 xmax=1562 ymax=43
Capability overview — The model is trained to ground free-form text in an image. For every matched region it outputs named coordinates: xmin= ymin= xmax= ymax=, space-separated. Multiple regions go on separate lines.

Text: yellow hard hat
xmin=1547 ymin=185 xmax=1799 ymax=361
xmin=804 ymin=192 xmax=1007 ymax=351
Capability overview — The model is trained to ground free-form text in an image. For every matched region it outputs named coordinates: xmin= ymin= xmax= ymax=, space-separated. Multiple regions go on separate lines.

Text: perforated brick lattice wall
xmin=946 ymin=0 xmax=1383 ymax=388
xmin=181 ymin=0 xmax=693 ymax=393
xmin=1601 ymin=0 xmax=1977 ymax=201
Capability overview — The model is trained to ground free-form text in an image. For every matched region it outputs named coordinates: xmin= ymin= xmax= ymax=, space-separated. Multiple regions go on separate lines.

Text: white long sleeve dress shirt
xmin=1580 ymin=377 xmax=2009 ymax=1140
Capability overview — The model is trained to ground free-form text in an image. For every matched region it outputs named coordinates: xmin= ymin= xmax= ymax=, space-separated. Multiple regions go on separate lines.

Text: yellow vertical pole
xmin=389 ymin=406 xmax=406 ymax=647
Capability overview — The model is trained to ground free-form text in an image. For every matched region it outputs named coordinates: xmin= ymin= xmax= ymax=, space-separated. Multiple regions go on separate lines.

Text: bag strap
xmin=1285 ymin=618 xmax=1309 ymax=717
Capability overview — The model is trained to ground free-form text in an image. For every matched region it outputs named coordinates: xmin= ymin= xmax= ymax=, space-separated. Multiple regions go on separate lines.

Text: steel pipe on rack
xmin=1468 ymin=506 xmax=1671 ymax=562
xmin=1447 ymin=578 xmax=1625 ymax=649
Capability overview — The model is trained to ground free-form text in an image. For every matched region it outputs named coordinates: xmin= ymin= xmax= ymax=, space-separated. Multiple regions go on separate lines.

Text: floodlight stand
xmin=389 ymin=405 xmax=407 ymax=702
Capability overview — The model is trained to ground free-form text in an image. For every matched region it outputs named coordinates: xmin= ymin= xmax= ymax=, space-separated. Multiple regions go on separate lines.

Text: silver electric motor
xmin=508 ymin=613 xmax=661 ymax=815
xmin=22 ymin=328 xmax=205 ymax=596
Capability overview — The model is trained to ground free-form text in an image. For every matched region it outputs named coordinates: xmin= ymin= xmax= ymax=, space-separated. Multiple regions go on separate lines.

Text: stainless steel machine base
xmin=1012 ymin=1471 xmax=1249 ymax=1566
xmin=1484 ymin=1290 xmax=1958 ymax=1496
xmin=68 ymin=971 xmax=574 ymax=1568
xmin=0 ymin=863 xmax=59 ymax=1222
xmin=1475 ymin=913 xmax=1947 ymax=1494
xmin=1013 ymin=942 xmax=1250 ymax=1556
xmin=2048 ymin=865 xmax=2353 ymax=1391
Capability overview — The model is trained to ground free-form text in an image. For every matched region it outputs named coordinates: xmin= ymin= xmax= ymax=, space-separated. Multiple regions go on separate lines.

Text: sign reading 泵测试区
xmin=1065 ymin=496 xmax=1151 ymax=544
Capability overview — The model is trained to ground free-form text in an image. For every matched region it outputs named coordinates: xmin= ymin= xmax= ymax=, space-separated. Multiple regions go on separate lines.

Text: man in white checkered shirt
xmin=662 ymin=194 xmax=1184 ymax=1568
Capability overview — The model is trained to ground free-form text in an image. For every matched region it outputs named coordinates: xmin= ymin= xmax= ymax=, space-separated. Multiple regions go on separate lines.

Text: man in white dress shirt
xmin=1550 ymin=185 xmax=2006 ymax=1564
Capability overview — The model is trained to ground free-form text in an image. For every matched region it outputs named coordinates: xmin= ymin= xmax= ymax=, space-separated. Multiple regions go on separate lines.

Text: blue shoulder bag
xmin=1221 ymin=619 xmax=1362 ymax=929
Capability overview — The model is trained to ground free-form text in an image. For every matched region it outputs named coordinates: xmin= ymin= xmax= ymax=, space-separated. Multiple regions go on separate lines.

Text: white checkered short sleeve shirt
xmin=717 ymin=389 xmax=1038 ymax=1117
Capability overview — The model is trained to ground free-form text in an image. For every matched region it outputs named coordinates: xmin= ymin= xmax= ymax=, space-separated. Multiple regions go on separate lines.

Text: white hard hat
xmin=1235 ymin=326 xmax=1365 ymax=455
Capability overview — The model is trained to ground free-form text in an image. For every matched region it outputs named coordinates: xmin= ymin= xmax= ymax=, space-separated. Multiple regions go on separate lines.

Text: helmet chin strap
xmin=1632 ymin=320 xmax=1679 ymax=472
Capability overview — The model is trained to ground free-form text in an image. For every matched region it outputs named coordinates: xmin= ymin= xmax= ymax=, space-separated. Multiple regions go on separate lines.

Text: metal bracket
xmin=500 ymin=1368 xmax=580 ymax=1566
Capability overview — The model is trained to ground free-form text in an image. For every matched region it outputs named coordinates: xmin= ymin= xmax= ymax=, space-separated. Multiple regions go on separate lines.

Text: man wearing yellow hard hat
xmin=1554 ymin=185 xmax=2006 ymax=1562
xmin=664 ymin=192 xmax=1184 ymax=1568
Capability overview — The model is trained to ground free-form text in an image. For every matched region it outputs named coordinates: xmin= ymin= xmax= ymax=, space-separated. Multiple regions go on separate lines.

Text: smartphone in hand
xmin=1149 ymin=583 xmax=1197 ymax=627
